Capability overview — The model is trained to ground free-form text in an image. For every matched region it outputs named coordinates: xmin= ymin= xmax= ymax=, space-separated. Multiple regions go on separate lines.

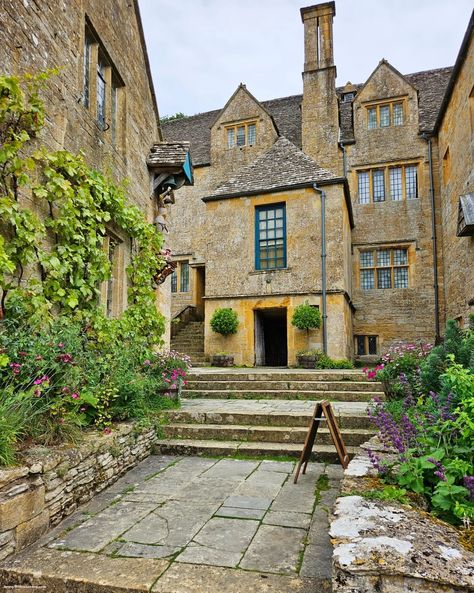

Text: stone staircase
xmin=171 ymin=320 xmax=208 ymax=365
xmin=156 ymin=368 xmax=383 ymax=463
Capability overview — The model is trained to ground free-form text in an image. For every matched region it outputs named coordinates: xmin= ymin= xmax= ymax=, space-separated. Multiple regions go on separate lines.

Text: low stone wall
xmin=330 ymin=441 xmax=474 ymax=592
xmin=0 ymin=423 xmax=157 ymax=561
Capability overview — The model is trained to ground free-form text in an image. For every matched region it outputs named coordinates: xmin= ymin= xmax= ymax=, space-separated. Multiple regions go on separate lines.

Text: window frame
xmin=365 ymin=99 xmax=406 ymax=129
xmin=359 ymin=246 xmax=409 ymax=290
xmin=180 ymin=261 xmax=190 ymax=292
xmin=226 ymin=120 xmax=257 ymax=149
xmin=356 ymin=163 xmax=419 ymax=204
xmin=355 ymin=335 xmax=378 ymax=356
xmin=255 ymin=203 xmax=287 ymax=271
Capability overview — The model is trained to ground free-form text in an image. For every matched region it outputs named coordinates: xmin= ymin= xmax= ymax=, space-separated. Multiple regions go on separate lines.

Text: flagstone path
xmin=1 ymin=454 xmax=342 ymax=592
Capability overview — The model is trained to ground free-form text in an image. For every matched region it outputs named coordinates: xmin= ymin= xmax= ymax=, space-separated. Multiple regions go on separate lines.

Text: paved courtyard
xmin=3 ymin=455 xmax=342 ymax=592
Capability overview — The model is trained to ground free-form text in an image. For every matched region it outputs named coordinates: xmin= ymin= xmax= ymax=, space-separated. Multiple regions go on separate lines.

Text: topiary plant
xmin=210 ymin=308 xmax=239 ymax=336
xmin=291 ymin=302 xmax=321 ymax=333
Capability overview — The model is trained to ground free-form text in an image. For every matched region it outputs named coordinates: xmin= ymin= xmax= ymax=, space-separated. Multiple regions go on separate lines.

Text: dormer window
xmin=226 ymin=121 xmax=257 ymax=148
xmin=366 ymin=99 xmax=405 ymax=129
xmin=342 ymin=92 xmax=355 ymax=103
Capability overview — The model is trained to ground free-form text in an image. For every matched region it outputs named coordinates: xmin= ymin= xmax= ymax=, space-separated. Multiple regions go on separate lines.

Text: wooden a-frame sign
xmin=294 ymin=400 xmax=349 ymax=484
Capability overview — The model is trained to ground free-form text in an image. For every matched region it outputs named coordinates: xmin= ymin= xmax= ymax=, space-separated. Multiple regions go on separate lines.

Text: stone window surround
xmin=356 ymin=161 xmax=420 ymax=204
xmin=100 ymin=230 xmax=129 ymax=318
xmin=225 ymin=119 xmax=258 ymax=148
xmin=171 ymin=257 xmax=192 ymax=294
xmin=83 ymin=19 xmax=125 ymax=147
xmin=355 ymin=243 xmax=414 ymax=291
xmin=255 ymin=203 xmax=287 ymax=271
xmin=355 ymin=334 xmax=378 ymax=356
xmin=365 ymin=97 xmax=407 ymax=129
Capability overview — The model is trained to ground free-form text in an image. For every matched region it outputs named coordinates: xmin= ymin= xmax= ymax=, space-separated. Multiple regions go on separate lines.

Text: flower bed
xmin=364 ymin=318 xmax=474 ymax=526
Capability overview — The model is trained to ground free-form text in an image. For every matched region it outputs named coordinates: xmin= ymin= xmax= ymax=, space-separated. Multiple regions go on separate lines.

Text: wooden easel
xmin=294 ymin=400 xmax=349 ymax=484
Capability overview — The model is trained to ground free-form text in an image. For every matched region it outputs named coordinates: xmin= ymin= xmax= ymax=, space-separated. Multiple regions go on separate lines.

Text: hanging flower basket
xmin=153 ymin=260 xmax=177 ymax=286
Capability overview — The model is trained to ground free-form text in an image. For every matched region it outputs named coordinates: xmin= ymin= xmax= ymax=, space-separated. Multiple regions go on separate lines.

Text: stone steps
xmin=168 ymin=406 xmax=372 ymax=429
xmin=184 ymin=389 xmax=379 ymax=402
xmin=170 ymin=320 xmax=206 ymax=366
xmin=185 ymin=380 xmax=381 ymax=392
xmin=185 ymin=371 xmax=376 ymax=383
xmin=163 ymin=423 xmax=373 ymax=446
xmin=154 ymin=438 xmax=359 ymax=462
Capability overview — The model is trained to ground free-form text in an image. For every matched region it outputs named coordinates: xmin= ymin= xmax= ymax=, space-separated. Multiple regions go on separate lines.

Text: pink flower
xmin=71 ymin=392 xmax=79 ymax=399
xmin=34 ymin=388 xmax=41 ymax=397
xmin=143 ymin=359 xmax=151 ymax=366
xmin=18 ymin=351 xmax=27 ymax=357
xmin=80 ymin=407 xmax=87 ymax=412
xmin=103 ymin=427 xmax=112 ymax=435
xmin=57 ymin=343 xmax=65 ymax=349
xmin=35 ymin=355 xmax=43 ymax=360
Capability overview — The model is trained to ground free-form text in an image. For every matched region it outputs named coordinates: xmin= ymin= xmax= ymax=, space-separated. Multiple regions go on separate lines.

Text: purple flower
xmin=463 ymin=476 xmax=474 ymax=499
xmin=367 ymin=448 xmax=389 ymax=475
xmin=143 ymin=359 xmax=151 ymax=366
xmin=428 ymin=457 xmax=447 ymax=482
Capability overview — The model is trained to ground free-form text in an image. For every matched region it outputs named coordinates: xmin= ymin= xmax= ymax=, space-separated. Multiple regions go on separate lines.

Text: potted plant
xmin=210 ymin=308 xmax=238 ymax=366
xmin=291 ymin=301 xmax=321 ymax=336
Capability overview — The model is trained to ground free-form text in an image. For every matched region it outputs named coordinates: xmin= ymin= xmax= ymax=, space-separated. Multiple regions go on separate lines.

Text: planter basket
xmin=297 ymin=354 xmax=316 ymax=369
xmin=211 ymin=354 xmax=234 ymax=367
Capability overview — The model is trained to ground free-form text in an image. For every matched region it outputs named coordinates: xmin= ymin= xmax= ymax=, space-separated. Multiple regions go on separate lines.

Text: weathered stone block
xmin=0 ymin=486 xmax=45 ymax=531
xmin=15 ymin=510 xmax=50 ymax=550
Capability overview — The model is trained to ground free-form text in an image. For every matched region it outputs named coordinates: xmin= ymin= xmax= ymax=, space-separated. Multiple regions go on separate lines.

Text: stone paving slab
xmin=1 ymin=455 xmax=340 ymax=592
xmin=1 ymin=547 xmax=168 ymax=592
xmin=240 ymin=525 xmax=307 ymax=574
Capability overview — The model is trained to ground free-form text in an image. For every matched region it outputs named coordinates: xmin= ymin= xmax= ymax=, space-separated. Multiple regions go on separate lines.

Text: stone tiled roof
xmin=147 ymin=141 xmax=191 ymax=168
xmin=203 ymin=136 xmax=337 ymax=201
xmin=163 ymin=67 xmax=453 ymax=165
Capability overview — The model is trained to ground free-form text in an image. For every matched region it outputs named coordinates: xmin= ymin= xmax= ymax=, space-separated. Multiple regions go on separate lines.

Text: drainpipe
xmin=339 ymin=142 xmax=348 ymax=177
xmin=313 ymin=183 xmax=328 ymax=354
xmin=423 ymin=134 xmax=441 ymax=343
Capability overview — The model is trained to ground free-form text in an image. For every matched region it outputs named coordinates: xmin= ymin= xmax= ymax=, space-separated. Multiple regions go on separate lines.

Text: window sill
xmin=249 ymin=267 xmax=291 ymax=276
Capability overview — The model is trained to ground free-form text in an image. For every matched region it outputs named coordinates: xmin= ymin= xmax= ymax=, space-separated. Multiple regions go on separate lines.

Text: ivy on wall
xmin=0 ymin=72 xmax=165 ymax=344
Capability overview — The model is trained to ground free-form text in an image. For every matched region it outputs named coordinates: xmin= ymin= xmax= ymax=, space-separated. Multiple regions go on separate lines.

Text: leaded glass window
xmin=368 ymin=336 xmax=378 ymax=355
xmin=248 ymin=124 xmax=256 ymax=145
xmin=358 ymin=171 xmax=370 ymax=204
xmin=393 ymin=102 xmax=404 ymax=125
xmin=390 ymin=167 xmax=403 ymax=201
xmin=360 ymin=247 xmax=409 ymax=290
xmin=227 ymin=128 xmax=235 ymax=148
xmin=256 ymin=204 xmax=286 ymax=270
xmin=83 ymin=36 xmax=92 ymax=108
xmin=97 ymin=60 xmax=106 ymax=130
xmin=171 ymin=270 xmax=177 ymax=293
xmin=180 ymin=261 xmax=190 ymax=292
xmin=405 ymin=166 xmax=418 ymax=199
xmin=236 ymin=126 xmax=246 ymax=146
xmin=367 ymin=108 xmax=377 ymax=130
xmin=380 ymin=105 xmax=390 ymax=127
xmin=372 ymin=170 xmax=385 ymax=202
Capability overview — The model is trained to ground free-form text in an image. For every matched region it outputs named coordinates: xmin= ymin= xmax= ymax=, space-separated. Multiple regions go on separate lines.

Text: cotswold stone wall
xmin=0 ymin=424 xmax=157 ymax=561
xmin=331 ymin=442 xmax=474 ymax=592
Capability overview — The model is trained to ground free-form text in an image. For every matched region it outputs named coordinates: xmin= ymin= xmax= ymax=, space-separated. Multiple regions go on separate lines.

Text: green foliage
xmin=291 ymin=302 xmax=321 ymax=332
xmin=297 ymin=349 xmax=354 ymax=369
xmin=160 ymin=112 xmax=187 ymax=124
xmin=0 ymin=72 xmax=165 ymax=346
xmin=210 ymin=308 xmax=239 ymax=336
xmin=362 ymin=486 xmax=410 ymax=505
xmin=0 ymin=391 xmax=35 ymax=465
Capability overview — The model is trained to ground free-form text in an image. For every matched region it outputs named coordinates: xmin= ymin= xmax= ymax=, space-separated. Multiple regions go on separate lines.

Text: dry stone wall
xmin=331 ymin=442 xmax=474 ymax=592
xmin=0 ymin=423 xmax=157 ymax=561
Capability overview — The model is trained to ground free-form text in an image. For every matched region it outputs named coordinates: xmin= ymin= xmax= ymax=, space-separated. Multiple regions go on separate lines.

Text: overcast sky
xmin=138 ymin=0 xmax=472 ymax=118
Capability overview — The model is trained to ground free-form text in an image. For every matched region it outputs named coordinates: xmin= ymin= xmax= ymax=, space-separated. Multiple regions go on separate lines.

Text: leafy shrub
xmin=367 ymin=324 xmax=474 ymax=525
xmin=297 ymin=349 xmax=353 ymax=369
xmin=210 ymin=308 xmax=239 ymax=336
xmin=291 ymin=302 xmax=321 ymax=332
xmin=0 ymin=317 xmax=190 ymax=464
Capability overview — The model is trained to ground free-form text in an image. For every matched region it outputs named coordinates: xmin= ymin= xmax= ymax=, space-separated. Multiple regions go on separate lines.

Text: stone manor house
xmin=164 ymin=2 xmax=474 ymax=366
xmin=0 ymin=0 xmax=191 ymax=346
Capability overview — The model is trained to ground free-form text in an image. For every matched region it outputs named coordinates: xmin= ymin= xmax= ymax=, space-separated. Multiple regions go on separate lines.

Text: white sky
xmin=138 ymin=0 xmax=473 ymax=118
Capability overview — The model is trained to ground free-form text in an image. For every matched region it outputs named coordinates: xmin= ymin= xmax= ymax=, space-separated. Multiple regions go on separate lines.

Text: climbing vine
xmin=0 ymin=72 xmax=165 ymax=345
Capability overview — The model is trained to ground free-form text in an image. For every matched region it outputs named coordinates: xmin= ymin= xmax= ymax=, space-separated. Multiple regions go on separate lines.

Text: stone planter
xmin=211 ymin=354 xmax=234 ymax=367
xmin=296 ymin=354 xmax=316 ymax=369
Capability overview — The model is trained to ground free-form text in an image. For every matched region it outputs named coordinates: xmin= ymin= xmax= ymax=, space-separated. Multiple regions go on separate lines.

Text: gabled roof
xmin=147 ymin=141 xmax=191 ymax=169
xmin=162 ymin=67 xmax=453 ymax=164
xmin=210 ymin=83 xmax=276 ymax=130
xmin=202 ymin=136 xmax=337 ymax=201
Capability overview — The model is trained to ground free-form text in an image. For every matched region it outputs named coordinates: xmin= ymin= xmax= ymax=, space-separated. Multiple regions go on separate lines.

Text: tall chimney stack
xmin=300 ymin=2 xmax=341 ymax=173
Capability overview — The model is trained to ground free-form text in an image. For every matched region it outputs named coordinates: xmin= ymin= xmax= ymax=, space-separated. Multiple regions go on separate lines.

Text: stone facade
xmin=0 ymin=0 xmax=180 ymax=345
xmin=0 ymin=423 xmax=157 ymax=561
xmin=436 ymin=19 xmax=474 ymax=326
xmin=164 ymin=2 xmax=473 ymax=364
